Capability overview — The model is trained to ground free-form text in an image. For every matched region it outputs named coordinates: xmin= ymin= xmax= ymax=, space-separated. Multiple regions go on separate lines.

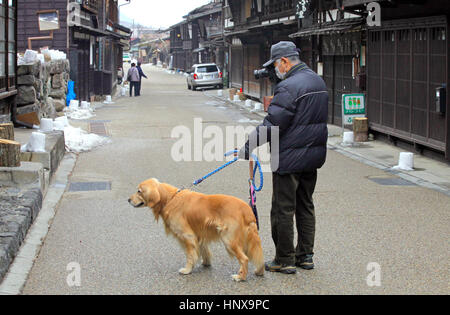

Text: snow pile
xmin=21 ymin=132 xmax=46 ymax=153
xmin=64 ymin=125 xmax=111 ymax=153
xmin=64 ymin=102 xmax=96 ymax=120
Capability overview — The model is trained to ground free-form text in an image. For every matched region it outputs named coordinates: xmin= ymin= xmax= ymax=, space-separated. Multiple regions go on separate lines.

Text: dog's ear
xmin=144 ymin=185 xmax=161 ymax=208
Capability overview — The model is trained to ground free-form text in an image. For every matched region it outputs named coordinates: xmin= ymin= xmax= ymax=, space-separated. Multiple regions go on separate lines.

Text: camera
xmin=253 ymin=65 xmax=280 ymax=84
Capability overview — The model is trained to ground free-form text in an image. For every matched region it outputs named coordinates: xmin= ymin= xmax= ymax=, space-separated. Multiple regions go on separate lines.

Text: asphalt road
xmin=23 ymin=65 xmax=449 ymax=295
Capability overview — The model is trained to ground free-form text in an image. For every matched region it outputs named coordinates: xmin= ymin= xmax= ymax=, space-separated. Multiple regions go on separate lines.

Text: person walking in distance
xmin=127 ymin=63 xmax=140 ymax=97
xmin=136 ymin=62 xmax=148 ymax=96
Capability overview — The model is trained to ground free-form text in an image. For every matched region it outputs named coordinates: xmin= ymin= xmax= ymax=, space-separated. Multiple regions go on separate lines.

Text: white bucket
xmin=245 ymin=100 xmax=253 ymax=107
xmin=105 ymin=95 xmax=112 ymax=103
xmin=343 ymin=132 xmax=354 ymax=144
xmin=217 ymin=90 xmax=223 ymax=97
xmin=254 ymin=102 xmax=263 ymax=111
xmin=40 ymin=118 xmax=54 ymax=132
xmin=233 ymin=95 xmax=240 ymax=102
xmin=28 ymin=132 xmax=46 ymax=153
xmin=397 ymin=152 xmax=414 ymax=170
xmin=121 ymin=87 xmax=127 ymax=96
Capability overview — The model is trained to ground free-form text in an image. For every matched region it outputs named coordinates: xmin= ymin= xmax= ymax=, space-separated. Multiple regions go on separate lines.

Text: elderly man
xmin=239 ymin=41 xmax=328 ymax=274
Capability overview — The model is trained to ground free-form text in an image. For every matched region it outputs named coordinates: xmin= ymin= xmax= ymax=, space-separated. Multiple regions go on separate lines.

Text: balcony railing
xmin=82 ymin=0 xmax=99 ymax=14
xmin=263 ymin=0 xmax=295 ymax=19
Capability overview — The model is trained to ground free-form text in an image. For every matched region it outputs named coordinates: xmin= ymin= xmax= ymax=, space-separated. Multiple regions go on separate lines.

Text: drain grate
xmin=69 ymin=181 xmax=112 ymax=192
xmin=368 ymin=177 xmax=416 ymax=186
xmin=89 ymin=122 xmax=108 ymax=136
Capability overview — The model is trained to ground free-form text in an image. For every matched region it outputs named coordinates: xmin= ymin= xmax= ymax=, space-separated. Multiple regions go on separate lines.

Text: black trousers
xmin=136 ymin=80 xmax=142 ymax=96
xmin=129 ymin=81 xmax=139 ymax=97
xmin=271 ymin=171 xmax=317 ymax=265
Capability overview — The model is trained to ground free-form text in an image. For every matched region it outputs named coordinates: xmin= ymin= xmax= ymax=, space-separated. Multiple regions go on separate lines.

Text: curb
xmin=0 ymin=188 xmax=43 ymax=282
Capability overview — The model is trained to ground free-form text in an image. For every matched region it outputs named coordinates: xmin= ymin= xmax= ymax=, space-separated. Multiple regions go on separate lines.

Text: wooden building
xmin=289 ymin=0 xmax=449 ymax=160
xmin=0 ymin=0 xmax=17 ymax=123
xmin=223 ymin=0 xmax=300 ymax=100
xmin=17 ymin=0 xmax=130 ymax=101
xmin=169 ymin=0 xmax=223 ymax=72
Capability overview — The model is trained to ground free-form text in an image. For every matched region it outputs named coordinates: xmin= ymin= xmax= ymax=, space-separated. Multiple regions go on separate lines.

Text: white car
xmin=186 ymin=63 xmax=223 ymax=91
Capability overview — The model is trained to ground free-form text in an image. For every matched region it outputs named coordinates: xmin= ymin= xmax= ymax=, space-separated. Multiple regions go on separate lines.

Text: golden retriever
xmin=128 ymin=178 xmax=264 ymax=281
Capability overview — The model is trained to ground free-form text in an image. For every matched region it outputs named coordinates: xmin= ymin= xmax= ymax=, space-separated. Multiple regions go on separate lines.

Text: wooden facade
xmin=169 ymin=1 xmax=224 ymax=72
xmin=286 ymin=0 xmax=450 ymax=160
xmin=16 ymin=0 xmax=130 ymax=101
xmin=224 ymin=0 xmax=299 ymax=99
xmin=0 ymin=0 xmax=17 ymax=122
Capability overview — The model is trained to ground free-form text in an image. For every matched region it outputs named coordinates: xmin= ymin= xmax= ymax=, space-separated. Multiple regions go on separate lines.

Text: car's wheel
xmin=187 ymin=82 xmax=191 ymax=90
xmin=192 ymin=83 xmax=196 ymax=91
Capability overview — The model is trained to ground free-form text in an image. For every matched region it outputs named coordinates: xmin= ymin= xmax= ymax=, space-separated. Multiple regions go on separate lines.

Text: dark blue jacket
xmin=245 ymin=62 xmax=328 ymax=174
xmin=137 ymin=66 xmax=147 ymax=80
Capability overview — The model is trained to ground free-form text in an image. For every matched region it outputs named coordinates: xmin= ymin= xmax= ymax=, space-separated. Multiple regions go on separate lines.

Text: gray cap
xmin=263 ymin=41 xmax=300 ymax=67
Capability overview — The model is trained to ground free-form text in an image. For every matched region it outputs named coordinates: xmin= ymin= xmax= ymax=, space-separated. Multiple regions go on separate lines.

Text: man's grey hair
xmin=287 ymin=55 xmax=300 ymax=64
xmin=277 ymin=55 xmax=301 ymax=65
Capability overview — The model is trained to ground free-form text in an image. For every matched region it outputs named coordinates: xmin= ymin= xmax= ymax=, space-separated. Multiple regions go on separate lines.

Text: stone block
xmin=51 ymin=73 xmax=64 ymax=89
xmin=16 ymin=86 xmax=37 ymax=106
xmin=49 ymin=88 xmax=66 ymax=99
xmin=17 ymin=61 xmax=41 ymax=76
xmin=53 ymin=98 xmax=66 ymax=112
xmin=17 ymin=75 xmax=36 ymax=86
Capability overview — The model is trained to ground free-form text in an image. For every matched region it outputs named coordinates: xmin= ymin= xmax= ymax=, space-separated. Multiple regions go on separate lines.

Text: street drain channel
xmin=68 ymin=182 xmax=112 ymax=192
xmin=368 ymin=177 xmax=416 ymax=186
xmin=89 ymin=122 xmax=108 ymax=136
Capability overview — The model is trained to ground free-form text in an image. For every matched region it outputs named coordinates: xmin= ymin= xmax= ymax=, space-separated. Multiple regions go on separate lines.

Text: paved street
xmin=22 ymin=65 xmax=449 ymax=295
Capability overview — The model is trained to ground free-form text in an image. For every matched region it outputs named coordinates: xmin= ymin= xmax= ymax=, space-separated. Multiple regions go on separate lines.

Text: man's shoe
xmin=296 ymin=255 xmax=314 ymax=270
xmin=265 ymin=260 xmax=296 ymax=274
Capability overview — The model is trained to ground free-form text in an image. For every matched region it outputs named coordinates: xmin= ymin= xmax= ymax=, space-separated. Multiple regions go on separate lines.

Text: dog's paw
xmin=178 ymin=268 xmax=192 ymax=275
xmin=255 ymin=270 xmax=264 ymax=277
xmin=232 ymin=274 xmax=245 ymax=282
xmin=202 ymin=261 xmax=211 ymax=268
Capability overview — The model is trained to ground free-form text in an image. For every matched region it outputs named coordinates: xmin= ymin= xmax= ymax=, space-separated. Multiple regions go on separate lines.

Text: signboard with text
xmin=342 ymin=93 xmax=366 ymax=126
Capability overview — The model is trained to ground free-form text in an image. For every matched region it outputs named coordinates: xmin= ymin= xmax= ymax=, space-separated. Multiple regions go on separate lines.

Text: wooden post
xmin=0 ymin=139 xmax=21 ymax=167
xmin=0 ymin=123 xmax=15 ymax=140
xmin=353 ymin=117 xmax=369 ymax=142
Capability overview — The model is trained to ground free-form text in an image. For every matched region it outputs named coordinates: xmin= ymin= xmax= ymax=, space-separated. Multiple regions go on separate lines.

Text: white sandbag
xmin=80 ymin=101 xmax=90 ymax=109
xmin=254 ymin=102 xmax=263 ymax=111
xmin=393 ymin=152 xmax=414 ymax=171
xmin=40 ymin=118 xmax=54 ymax=132
xmin=245 ymin=99 xmax=253 ymax=107
xmin=23 ymin=50 xmax=38 ymax=64
xmin=69 ymin=100 xmax=79 ymax=111
xmin=343 ymin=132 xmax=354 ymax=144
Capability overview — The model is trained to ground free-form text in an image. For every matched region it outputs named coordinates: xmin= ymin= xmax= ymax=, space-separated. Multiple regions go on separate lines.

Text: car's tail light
xmin=193 ymin=74 xmax=198 ymax=80
xmin=219 ymin=72 xmax=223 ymax=78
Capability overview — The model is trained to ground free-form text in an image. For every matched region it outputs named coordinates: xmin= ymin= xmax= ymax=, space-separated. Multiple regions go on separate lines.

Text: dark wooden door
xmin=368 ymin=17 xmax=447 ymax=152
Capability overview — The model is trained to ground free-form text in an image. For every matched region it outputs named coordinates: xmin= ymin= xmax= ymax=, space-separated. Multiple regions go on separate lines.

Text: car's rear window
xmin=197 ymin=66 xmax=218 ymax=73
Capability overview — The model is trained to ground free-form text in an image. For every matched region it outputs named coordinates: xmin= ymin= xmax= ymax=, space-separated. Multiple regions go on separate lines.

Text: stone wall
xmin=16 ymin=59 xmax=70 ymax=121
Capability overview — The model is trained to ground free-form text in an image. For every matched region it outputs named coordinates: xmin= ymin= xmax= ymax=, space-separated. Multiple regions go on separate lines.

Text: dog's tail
xmin=246 ymin=222 xmax=264 ymax=276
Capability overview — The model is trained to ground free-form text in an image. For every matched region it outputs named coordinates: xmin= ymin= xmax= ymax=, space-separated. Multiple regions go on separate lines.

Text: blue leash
xmin=192 ymin=150 xmax=263 ymax=192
